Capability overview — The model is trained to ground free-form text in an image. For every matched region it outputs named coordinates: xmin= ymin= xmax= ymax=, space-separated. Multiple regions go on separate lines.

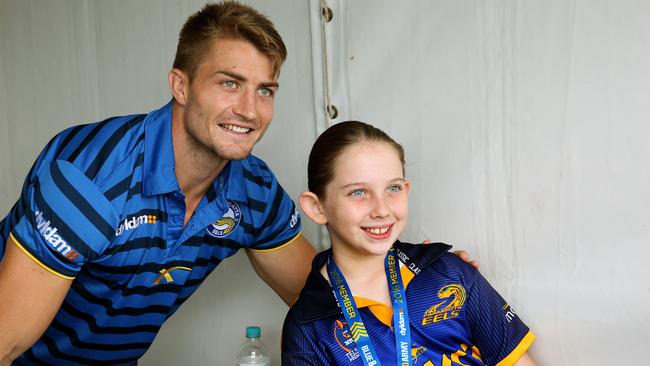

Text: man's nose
xmin=232 ymin=90 xmax=257 ymax=121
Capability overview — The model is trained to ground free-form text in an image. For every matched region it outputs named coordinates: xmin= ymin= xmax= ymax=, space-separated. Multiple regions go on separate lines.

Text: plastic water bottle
xmin=236 ymin=326 xmax=271 ymax=366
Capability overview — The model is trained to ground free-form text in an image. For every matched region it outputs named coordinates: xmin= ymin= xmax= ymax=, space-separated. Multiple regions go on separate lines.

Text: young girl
xmin=282 ymin=121 xmax=537 ymax=366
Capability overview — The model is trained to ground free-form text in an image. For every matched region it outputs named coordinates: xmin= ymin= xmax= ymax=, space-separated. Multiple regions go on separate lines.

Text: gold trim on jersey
xmin=495 ymin=331 xmax=536 ymax=366
xmin=9 ymin=232 xmax=75 ymax=280
xmin=248 ymin=232 xmax=302 ymax=252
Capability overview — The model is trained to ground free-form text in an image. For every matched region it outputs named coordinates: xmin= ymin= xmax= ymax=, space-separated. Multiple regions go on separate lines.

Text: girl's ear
xmin=299 ymin=191 xmax=328 ymax=225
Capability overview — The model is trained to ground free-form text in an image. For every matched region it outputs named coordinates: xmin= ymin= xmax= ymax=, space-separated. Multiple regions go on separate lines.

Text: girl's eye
xmin=258 ymin=87 xmax=273 ymax=97
xmin=223 ymin=80 xmax=237 ymax=88
xmin=388 ymin=185 xmax=402 ymax=193
xmin=350 ymin=189 xmax=366 ymax=197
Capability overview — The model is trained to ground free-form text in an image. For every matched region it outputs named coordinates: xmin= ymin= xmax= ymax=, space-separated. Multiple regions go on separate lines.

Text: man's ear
xmin=168 ymin=68 xmax=189 ymax=106
xmin=299 ymin=191 xmax=328 ymax=225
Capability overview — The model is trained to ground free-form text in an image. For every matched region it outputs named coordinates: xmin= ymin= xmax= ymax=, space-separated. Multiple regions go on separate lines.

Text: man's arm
xmin=514 ymin=352 xmax=537 ymax=366
xmin=245 ymin=233 xmax=316 ymax=305
xmin=0 ymin=235 xmax=72 ymax=365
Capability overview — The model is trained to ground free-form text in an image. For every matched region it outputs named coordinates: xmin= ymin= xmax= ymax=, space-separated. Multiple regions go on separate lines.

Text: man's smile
xmin=220 ymin=123 xmax=252 ymax=134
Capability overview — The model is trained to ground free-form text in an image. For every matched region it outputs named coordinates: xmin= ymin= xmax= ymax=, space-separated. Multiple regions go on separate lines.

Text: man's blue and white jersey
xmin=0 ymin=101 xmax=301 ymax=365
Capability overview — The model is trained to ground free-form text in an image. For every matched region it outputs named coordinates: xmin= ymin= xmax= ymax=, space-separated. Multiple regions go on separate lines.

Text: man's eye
xmin=258 ymin=87 xmax=273 ymax=97
xmin=223 ymin=80 xmax=237 ymax=88
xmin=350 ymin=189 xmax=365 ymax=197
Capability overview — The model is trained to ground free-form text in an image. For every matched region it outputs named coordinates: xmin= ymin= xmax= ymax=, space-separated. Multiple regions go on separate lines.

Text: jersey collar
xmin=294 ymin=241 xmax=451 ymax=323
xmin=141 ymin=101 xmax=248 ymax=203
xmin=142 ymin=101 xmax=179 ymax=196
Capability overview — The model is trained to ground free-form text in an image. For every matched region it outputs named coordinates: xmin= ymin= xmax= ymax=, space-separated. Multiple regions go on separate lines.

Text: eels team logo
xmin=206 ymin=200 xmax=241 ymax=238
xmin=422 ymin=284 xmax=466 ymax=325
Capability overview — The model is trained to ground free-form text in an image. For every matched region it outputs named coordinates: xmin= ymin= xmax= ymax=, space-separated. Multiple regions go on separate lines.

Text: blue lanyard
xmin=327 ymin=247 xmax=413 ymax=366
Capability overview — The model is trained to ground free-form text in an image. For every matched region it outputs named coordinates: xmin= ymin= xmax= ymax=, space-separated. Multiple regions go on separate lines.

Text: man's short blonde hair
xmin=173 ymin=1 xmax=287 ymax=79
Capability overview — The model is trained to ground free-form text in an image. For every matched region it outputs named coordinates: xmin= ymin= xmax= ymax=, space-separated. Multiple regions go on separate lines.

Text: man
xmin=0 ymin=3 xmax=314 ymax=365
xmin=0 ymin=2 xmax=476 ymax=365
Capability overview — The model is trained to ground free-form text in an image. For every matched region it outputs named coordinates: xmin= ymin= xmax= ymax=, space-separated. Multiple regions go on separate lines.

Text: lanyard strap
xmin=387 ymin=248 xmax=413 ymax=366
xmin=327 ymin=248 xmax=413 ymax=366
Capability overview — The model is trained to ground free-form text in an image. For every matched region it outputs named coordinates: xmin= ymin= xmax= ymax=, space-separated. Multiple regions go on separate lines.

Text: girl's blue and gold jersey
xmin=282 ymin=242 xmax=534 ymax=366
xmin=0 ymin=101 xmax=301 ymax=365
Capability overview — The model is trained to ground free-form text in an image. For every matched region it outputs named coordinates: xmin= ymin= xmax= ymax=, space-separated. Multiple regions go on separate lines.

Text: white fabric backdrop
xmin=323 ymin=1 xmax=650 ymax=365
xmin=1 ymin=0 xmax=648 ymax=365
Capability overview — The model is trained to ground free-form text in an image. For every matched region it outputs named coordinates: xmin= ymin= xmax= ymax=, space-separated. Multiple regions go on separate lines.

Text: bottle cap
xmin=246 ymin=326 xmax=261 ymax=338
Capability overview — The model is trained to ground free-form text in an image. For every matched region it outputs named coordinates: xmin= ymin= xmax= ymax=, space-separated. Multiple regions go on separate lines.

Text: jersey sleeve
xmin=250 ymin=179 xmax=301 ymax=251
xmin=466 ymin=268 xmax=535 ymax=366
xmin=10 ymin=159 xmax=119 ymax=278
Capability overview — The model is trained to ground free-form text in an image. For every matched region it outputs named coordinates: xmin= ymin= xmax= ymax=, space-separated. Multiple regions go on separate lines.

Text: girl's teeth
xmin=366 ymin=227 xmax=389 ymax=235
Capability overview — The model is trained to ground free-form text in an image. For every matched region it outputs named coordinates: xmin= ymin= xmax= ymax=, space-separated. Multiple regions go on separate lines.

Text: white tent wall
xmin=0 ymin=1 xmax=648 ymax=365
xmin=328 ymin=1 xmax=650 ymax=365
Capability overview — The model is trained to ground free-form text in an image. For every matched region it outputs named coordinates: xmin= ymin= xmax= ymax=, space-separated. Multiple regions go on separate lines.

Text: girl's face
xmin=317 ymin=141 xmax=409 ymax=259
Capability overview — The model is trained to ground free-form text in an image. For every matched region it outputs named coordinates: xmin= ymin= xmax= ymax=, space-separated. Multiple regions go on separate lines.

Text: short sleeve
xmin=466 ymin=270 xmax=535 ymax=365
xmin=10 ymin=160 xmax=119 ymax=278
xmin=250 ymin=179 xmax=301 ymax=251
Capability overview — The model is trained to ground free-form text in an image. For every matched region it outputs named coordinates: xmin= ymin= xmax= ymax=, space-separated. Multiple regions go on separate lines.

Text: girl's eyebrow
xmin=339 ymin=177 xmax=405 ymax=190
xmin=340 ymin=182 xmax=364 ymax=189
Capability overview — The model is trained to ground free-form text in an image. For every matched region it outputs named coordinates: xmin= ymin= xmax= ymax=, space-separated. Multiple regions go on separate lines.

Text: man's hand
xmin=423 ymin=240 xmax=480 ymax=269
xmin=453 ymin=250 xmax=480 ymax=269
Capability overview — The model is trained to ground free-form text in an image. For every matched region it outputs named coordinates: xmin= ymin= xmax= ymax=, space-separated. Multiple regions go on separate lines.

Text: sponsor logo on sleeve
xmin=289 ymin=207 xmax=299 ymax=229
xmin=503 ymin=303 xmax=518 ymax=323
xmin=34 ymin=211 xmax=79 ymax=261
xmin=422 ymin=284 xmax=466 ymax=325
xmin=206 ymin=200 xmax=241 ymax=238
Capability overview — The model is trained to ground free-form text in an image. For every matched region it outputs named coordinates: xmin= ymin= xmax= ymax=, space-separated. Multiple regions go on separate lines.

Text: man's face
xmin=181 ymin=38 xmax=278 ymax=161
